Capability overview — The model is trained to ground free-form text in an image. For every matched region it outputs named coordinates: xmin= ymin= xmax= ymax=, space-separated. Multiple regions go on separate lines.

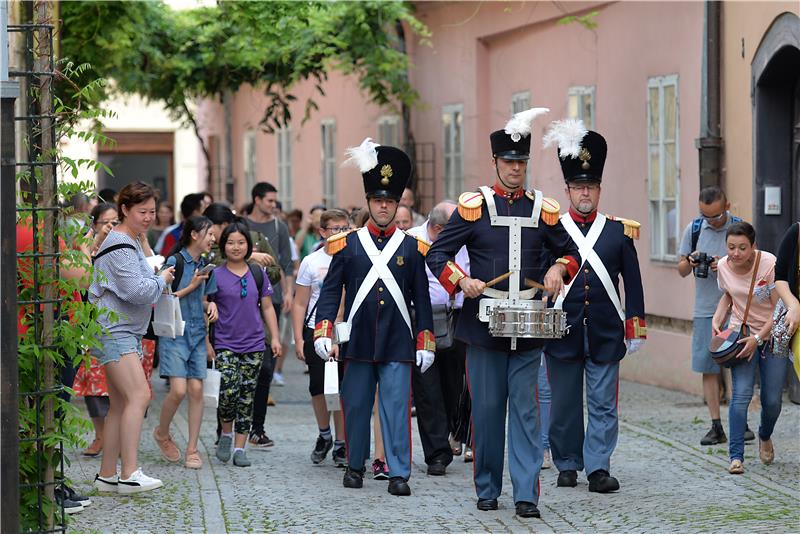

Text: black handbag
xmin=709 ymin=251 xmax=760 ymax=368
xmin=432 ymin=303 xmax=454 ymax=350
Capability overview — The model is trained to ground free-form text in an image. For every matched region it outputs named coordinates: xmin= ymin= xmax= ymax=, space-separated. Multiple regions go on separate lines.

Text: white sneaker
xmin=272 ymin=372 xmax=285 ymax=386
xmin=93 ymin=473 xmax=119 ymax=493
xmin=542 ymin=448 xmax=552 ymax=470
xmin=118 ymin=468 xmax=163 ymax=494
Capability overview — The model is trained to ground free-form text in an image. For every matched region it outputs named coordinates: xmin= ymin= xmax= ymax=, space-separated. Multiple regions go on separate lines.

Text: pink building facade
xmin=197 ymin=1 xmax=793 ymax=395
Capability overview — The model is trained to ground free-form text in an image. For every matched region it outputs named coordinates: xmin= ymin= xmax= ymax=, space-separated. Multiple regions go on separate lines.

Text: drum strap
xmin=345 ymin=228 xmax=412 ymax=335
xmin=556 ymin=213 xmax=625 ymax=322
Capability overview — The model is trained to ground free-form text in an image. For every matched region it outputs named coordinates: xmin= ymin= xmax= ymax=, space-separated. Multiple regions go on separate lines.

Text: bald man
xmin=407 ymin=201 xmax=471 ymax=475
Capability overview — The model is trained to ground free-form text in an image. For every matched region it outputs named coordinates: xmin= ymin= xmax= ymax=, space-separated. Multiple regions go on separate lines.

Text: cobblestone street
xmin=68 ymin=355 xmax=800 ymax=533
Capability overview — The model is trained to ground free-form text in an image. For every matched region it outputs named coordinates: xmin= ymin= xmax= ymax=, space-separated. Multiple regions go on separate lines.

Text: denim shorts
xmin=691 ymin=317 xmax=720 ymax=374
xmin=158 ymin=322 xmax=208 ymax=380
xmin=92 ymin=334 xmax=143 ymax=366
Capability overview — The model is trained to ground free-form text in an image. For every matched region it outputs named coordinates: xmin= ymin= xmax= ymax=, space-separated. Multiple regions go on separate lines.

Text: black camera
xmin=693 ymin=252 xmax=713 ymax=279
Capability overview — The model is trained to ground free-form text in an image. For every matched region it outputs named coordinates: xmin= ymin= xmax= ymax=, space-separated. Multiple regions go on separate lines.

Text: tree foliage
xmin=60 ymin=1 xmax=429 ymax=142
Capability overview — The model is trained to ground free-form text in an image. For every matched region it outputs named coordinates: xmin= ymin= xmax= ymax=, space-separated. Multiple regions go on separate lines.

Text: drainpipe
xmin=696 ymin=0 xmax=722 ymax=189
xmin=223 ymin=90 xmax=233 ymax=204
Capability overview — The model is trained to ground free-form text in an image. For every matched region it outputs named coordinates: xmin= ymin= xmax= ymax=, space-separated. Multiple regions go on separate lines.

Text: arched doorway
xmin=752 ymin=12 xmax=800 ymax=253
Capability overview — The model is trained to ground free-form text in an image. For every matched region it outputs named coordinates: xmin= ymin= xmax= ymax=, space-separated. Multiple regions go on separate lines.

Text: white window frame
xmin=647 ymin=75 xmax=680 ymax=261
xmin=243 ymin=130 xmax=257 ymax=194
xmin=321 ymin=119 xmax=337 ymax=208
xmin=377 ymin=115 xmax=401 ymax=147
xmin=510 ymin=91 xmax=532 ymax=187
xmin=276 ymin=126 xmax=292 ymax=210
xmin=567 ymin=86 xmax=596 ymax=129
xmin=442 ymin=104 xmax=464 ymax=200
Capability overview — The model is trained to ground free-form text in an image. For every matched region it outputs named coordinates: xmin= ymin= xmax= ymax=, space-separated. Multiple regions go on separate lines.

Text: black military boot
xmin=556 ymin=470 xmax=578 ymax=487
xmin=587 ymin=469 xmax=620 ymax=493
xmin=476 ymin=498 xmax=498 ymax=511
xmin=387 ymin=477 xmax=411 ymax=496
xmin=343 ymin=467 xmax=364 ymax=489
xmin=515 ymin=501 xmax=541 ymax=518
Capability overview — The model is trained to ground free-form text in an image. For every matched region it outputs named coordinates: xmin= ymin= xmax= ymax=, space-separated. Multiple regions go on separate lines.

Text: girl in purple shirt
xmin=209 ymin=222 xmax=282 ymax=467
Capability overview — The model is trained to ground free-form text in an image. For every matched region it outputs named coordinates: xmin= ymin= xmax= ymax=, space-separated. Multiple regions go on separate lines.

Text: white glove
xmin=625 ymin=338 xmax=644 ymax=355
xmin=314 ymin=337 xmax=332 ymax=360
xmin=416 ymin=350 xmax=435 ymax=373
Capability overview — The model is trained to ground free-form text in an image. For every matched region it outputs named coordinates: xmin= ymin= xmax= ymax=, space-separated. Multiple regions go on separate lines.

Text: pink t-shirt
xmin=717 ymin=251 xmax=776 ymax=331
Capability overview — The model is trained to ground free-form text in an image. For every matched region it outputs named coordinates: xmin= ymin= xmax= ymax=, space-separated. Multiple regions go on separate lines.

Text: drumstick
xmin=485 ymin=271 xmax=512 ymax=288
xmin=524 ymin=278 xmax=547 ymax=291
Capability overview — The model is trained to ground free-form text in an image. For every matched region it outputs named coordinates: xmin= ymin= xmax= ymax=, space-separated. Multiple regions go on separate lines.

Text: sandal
xmin=728 ymin=459 xmax=744 ymax=474
xmin=759 ymin=438 xmax=775 ymax=465
xmin=185 ymin=450 xmax=203 ymax=469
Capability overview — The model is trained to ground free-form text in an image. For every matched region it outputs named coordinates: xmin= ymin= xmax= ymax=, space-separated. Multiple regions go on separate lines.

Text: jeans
xmin=729 ymin=344 xmax=789 ymax=461
xmin=538 ymin=357 xmax=551 ymax=449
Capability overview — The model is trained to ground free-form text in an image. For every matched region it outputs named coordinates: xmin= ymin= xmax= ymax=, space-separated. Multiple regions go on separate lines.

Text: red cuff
xmin=314 ymin=320 xmax=333 ymax=340
xmin=416 ymin=330 xmax=436 ymax=351
xmin=625 ymin=317 xmax=647 ymax=339
xmin=438 ymin=261 xmax=467 ymax=296
xmin=557 ymin=255 xmax=579 ymax=284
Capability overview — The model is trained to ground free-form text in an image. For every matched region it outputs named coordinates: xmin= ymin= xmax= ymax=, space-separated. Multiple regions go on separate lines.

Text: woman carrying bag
xmin=712 ymin=222 xmax=787 ymax=475
xmin=774 ymin=222 xmax=800 ymax=377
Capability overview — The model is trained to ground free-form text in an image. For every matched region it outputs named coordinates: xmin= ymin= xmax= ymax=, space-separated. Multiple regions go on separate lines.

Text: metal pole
xmin=696 ymin=0 xmax=722 ymax=189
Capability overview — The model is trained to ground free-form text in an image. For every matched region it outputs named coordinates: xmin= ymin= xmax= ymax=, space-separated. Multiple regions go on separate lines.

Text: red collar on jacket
xmin=493 ymin=184 xmax=525 ymax=200
xmin=569 ymin=206 xmax=597 ymax=224
xmin=367 ymin=220 xmax=397 ymax=237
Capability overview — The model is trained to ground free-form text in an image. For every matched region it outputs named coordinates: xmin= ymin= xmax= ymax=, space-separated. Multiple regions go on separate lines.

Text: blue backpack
xmin=690 ymin=215 xmax=741 ymax=252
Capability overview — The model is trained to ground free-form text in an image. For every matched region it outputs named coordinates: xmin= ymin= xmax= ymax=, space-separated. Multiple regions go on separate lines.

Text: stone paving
xmin=67 ymin=354 xmax=800 ymax=533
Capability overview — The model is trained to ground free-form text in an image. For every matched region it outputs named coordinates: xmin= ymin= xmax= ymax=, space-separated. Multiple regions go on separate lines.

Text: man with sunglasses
xmin=677 ymin=186 xmax=751 ymax=447
xmin=542 ymin=123 xmax=646 ymax=494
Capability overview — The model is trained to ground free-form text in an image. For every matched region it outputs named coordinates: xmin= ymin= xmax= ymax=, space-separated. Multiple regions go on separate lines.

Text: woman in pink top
xmin=712 ymin=221 xmax=787 ymax=475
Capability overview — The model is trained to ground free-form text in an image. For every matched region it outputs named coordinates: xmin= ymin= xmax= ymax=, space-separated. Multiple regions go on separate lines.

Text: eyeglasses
xmin=700 ymin=211 xmax=726 ymax=222
xmin=240 ymin=277 xmax=248 ymax=298
xmin=568 ymin=184 xmax=600 ymax=193
xmin=323 ymin=226 xmax=350 ymax=233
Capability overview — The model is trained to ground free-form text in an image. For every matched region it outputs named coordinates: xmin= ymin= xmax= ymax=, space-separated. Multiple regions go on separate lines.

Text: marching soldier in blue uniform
xmin=426 ymin=109 xmax=580 ymax=518
xmin=542 ymin=120 xmax=647 ymax=493
xmin=314 ymin=139 xmax=435 ymax=497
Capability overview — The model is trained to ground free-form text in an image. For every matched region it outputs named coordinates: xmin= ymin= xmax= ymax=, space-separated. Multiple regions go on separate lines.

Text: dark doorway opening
xmin=98 ymin=131 xmax=174 ymax=207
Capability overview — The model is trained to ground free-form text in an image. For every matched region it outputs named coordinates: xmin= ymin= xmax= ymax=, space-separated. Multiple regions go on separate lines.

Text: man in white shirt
xmin=407 ymin=201 xmax=470 ymax=475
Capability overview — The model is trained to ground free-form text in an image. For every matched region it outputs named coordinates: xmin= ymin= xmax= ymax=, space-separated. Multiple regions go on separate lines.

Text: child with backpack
xmin=153 ymin=215 xmax=217 ymax=470
xmin=209 ymin=221 xmax=282 ymax=467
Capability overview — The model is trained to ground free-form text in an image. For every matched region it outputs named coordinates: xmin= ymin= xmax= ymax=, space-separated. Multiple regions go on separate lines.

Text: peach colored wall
xmin=721 ymin=3 xmax=799 ymax=220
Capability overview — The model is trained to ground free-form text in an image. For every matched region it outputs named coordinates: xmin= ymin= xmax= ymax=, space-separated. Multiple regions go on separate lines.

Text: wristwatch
xmin=754 ymin=334 xmax=764 ymax=346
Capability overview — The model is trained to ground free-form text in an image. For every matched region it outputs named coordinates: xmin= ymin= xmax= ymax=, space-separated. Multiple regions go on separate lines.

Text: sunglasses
xmin=700 ymin=211 xmax=726 ymax=222
xmin=324 ymin=226 xmax=350 ymax=233
xmin=240 ymin=277 xmax=248 ymax=298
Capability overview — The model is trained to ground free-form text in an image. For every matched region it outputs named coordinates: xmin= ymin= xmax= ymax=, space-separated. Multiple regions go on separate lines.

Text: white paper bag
xmin=153 ymin=293 xmax=180 ymax=338
xmin=203 ymin=361 xmax=221 ymax=408
xmin=324 ymin=360 xmax=340 ymax=412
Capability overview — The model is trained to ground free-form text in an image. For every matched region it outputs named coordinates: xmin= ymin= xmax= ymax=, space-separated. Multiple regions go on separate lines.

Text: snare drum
xmin=478 ymin=299 xmax=568 ymax=339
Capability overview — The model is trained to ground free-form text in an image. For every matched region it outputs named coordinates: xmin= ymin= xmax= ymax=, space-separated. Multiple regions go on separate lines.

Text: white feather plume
xmin=503 ymin=107 xmax=550 ymax=138
xmin=342 ymin=137 xmax=379 ymax=173
xmin=542 ymin=119 xmax=588 ymax=159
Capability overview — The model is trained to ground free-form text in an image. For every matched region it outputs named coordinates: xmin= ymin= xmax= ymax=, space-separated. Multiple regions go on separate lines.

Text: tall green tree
xmin=60 ymin=0 xmax=429 ymax=180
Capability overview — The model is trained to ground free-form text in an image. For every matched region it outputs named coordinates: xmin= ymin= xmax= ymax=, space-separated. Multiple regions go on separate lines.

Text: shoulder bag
xmin=709 ymin=251 xmax=761 ymax=368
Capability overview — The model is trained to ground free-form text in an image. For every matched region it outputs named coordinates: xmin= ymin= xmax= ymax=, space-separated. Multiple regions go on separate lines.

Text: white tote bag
xmin=152 ymin=293 xmax=180 ymax=338
xmin=324 ymin=359 xmax=340 ymax=412
xmin=203 ymin=360 xmax=221 ymax=408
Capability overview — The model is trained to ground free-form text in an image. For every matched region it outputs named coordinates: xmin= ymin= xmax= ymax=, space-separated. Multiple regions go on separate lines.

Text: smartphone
xmin=198 ymin=264 xmax=216 ymax=275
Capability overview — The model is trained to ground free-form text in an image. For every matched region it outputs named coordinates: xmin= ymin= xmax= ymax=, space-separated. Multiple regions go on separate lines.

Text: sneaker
xmin=82 ymin=437 xmax=103 ymax=457
xmin=153 ymin=427 xmax=182 ymax=463
xmin=542 ymin=448 xmax=552 ymax=470
xmin=59 ymin=484 xmax=91 ymax=507
xmin=233 ymin=449 xmax=251 ymax=467
xmin=464 ymin=447 xmax=474 ymax=463
xmin=272 ymin=372 xmax=285 ymax=386
xmin=118 ymin=468 xmax=163 ymax=494
xmin=216 ymin=434 xmax=233 ymax=463
xmin=700 ymin=424 xmax=727 ymax=445
xmin=248 ymin=430 xmax=275 ymax=448
xmin=744 ymin=426 xmax=756 ymax=442
xmin=311 ymin=436 xmax=333 ymax=464
xmin=54 ymin=492 xmax=84 ymax=515
xmin=332 ymin=446 xmax=347 ymax=468
xmin=372 ymin=458 xmax=389 ymax=480
xmin=93 ymin=473 xmax=118 ymax=493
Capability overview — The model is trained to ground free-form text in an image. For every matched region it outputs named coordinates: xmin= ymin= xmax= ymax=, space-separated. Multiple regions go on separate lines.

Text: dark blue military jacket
xmin=426 ymin=191 xmax=578 ymax=352
xmin=316 ymin=226 xmax=433 ymax=363
xmin=545 ymin=212 xmax=646 ymax=363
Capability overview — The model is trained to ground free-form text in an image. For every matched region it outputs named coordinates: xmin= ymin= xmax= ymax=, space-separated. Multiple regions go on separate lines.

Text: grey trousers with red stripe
xmin=340 ymin=360 xmax=412 ymax=479
xmin=466 ymin=346 xmax=542 ymax=504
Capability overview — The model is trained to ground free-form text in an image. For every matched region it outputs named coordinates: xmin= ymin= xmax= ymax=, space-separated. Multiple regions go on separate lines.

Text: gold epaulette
xmin=325 ymin=230 xmax=353 ymax=255
xmin=414 ymin=235 xmax=431 ymax=257
xmin=540 ymin=197 xmax=560 ymax=226
xmin=457 ymin=191 xmax=484 ymax=222
xmin=608 ymin=215 xmax=641 ymax=240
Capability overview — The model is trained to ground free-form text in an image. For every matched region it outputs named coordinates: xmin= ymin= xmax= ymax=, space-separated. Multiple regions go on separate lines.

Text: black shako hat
xmin=558 ymin=130 xmax=607 ymax=183
xmin=362 ymin=145 xmax=411 ymax=200
xmin=489 ymin=107 xmax=549 ymax=161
